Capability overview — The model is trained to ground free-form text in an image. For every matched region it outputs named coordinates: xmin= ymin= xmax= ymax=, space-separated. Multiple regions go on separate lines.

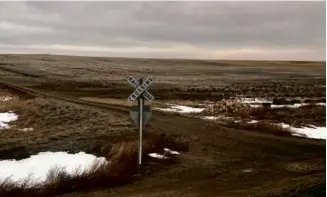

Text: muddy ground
xmin=0 ymin=54 xmax=325 ymax=197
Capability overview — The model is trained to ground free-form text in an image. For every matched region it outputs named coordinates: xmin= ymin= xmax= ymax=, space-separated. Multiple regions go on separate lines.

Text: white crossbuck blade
xmin=127 ymin=76 xmax=154 ymax=102
xmin=127 ymin=76 xmax=154 ymax=101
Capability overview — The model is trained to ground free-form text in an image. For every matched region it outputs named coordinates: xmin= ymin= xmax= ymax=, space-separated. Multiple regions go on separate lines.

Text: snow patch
xmin=239 ymin=98 xmax=272 ymax=104
xmin=278 ymin=123 xmax=325 ymax=140
xmin=0 ymin=151 xmax=108 ymax=185
xmin=247 ymin=120 xmax=259 ymax=124
xmin=202 ymin=116 xmax=232 ymax=121
xmin=249 ymin=104 xmax=262 ymax=108
xmin=164 ymin=148 xmax=180 ymax=155
xmin=270 ymin=103 xmax=325 ymax=108
xmin=1 ymin=97 xmax=12 ymax=102
xmin=0 ymin=112 xmax=18 ymax=129
xmin=203 ymin=116 xmax=219 ymax=120
xmin=19 ymin=128 xmax=34 ymax=132
xmin=155 ymin=105 xmax=204 ymax=113
xmin=242 ymin=169 xmax=253 ymax=173
xmin=250 ymin=103 xmax=326 ymax=108
xmin=148 ymin=153 xmax=168 ymax=159
xmin=271 ymin=103 xmax=308 ymax=108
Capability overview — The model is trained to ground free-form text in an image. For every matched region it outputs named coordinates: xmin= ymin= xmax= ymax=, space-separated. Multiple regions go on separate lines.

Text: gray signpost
xmin=127 ymin=76 xmax=154 ymax=168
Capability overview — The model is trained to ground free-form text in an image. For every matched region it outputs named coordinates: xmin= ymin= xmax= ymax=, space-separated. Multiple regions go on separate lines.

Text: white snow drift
xmin=247 ymin=120 xmax=259 ymax=124
xmin=270 ymin=103 xmax=326 ymax=108
xmin=19 ymin=128 xmax=34 ymax=132
xmin=239 ymin=98 xmax=272 ymax=104
xmin=278 ymin=123 xmax=326 ymax=140
xmin=238 ymin=97 xmax=326 ymax=108
xmin=202 ymin=115 xmax=326 ymax=140
xmin=155 ymin=104 xmax=204 ymax=113
xmin=164 ymin=148 xmax=180 ymax=155
xmin=202 ymin=116 xmax=220 ymax=120
xmin=0 ymin=151 xmax=108 ymax=185
xmin=0 ymin=111 xmax=18 ymax=129
xmin=148 ymin=148 xmax=180 ymax=159
xmin=1 ymin=97 xmax=12 ymax=102
xmin=148 ymin=153 xmax=168 ymax=159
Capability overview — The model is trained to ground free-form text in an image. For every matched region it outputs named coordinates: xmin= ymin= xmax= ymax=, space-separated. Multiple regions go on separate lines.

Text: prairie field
xmin=0 ymin=54 xmax=325 ymax=197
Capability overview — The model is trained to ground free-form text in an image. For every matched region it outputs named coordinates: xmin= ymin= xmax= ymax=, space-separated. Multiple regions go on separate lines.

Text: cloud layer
xmin=0 ymin=2 xmax=325 ymax=60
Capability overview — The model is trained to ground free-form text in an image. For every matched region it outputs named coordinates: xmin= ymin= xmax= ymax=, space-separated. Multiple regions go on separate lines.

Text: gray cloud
xmin=0 ymin=1 xmax=325 ymax=60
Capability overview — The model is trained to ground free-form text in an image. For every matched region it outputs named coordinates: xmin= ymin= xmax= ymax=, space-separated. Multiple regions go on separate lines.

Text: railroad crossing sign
xmin=127 ymin=76 xmax=154 ymax=102
xmin=126 ymin=76 xmax=154 ymax=169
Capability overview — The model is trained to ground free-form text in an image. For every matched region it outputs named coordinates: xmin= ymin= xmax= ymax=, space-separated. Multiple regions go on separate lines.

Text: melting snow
xmin=271 ymin=103 xmax=326 ymax=108
xmin=148 ymin=153 xmax=168 ymax=159
xmin=278 ymin=123 xmax=326 ymax=140
xmin=0 ymin=112 xmax=18 ymax=129
xmin=250 ymin=103 xmax=326 ymax=108
xmin=202 ymin=116 xmax=233 ymax=121
xmin=0 ymin=151 xmax=108 ymax=185
xmin=164 ymin=148 xmax=180 ymax=155
xmin=239 ymin=97 xmax=325 ymax=108
xmin=155 ymin=104 xmax=204 ymax=113
xmin=1 ymin=97 xmax=12 ymax=102
xmin=239 ymin=98 xmax=272 ymax=104
xmin=19 ymin=128 xmax=34 ymax=132
xmin=249 ymin=105 xmax=262 ymax=108
xmin=271 ymin=104 xmax=308 ymax=108
xmin=242 ymin=169 xmax=253 ymax=173
xmin=203 ymin=116 xmax=219 ymax=120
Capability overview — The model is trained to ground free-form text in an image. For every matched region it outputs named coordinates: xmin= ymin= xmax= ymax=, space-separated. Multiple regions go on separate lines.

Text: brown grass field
xmin=0 ymin=54 xmax=325 ymax=197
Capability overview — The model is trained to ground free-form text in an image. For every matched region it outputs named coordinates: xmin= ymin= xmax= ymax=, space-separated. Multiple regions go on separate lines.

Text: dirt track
xmin=0 ymin=55 xmax=325 ymax=197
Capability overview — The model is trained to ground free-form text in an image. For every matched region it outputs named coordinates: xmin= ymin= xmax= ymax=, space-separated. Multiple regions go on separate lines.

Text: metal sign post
xmin=138 ymin=78 xmax=143 ymax=167
xmin=127 ymin=76 xmax=154 ymax=169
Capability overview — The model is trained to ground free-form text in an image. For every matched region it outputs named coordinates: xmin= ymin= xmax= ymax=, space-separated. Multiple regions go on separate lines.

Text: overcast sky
xmin=0 ymin=1 xmax=325 ymax=61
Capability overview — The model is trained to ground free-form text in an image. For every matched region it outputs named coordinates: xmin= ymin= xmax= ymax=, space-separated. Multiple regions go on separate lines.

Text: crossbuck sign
xmin=126 ymin=76 xmax=154 ymax=169
xmin=127 ymin=76 xmax=154 ymax=102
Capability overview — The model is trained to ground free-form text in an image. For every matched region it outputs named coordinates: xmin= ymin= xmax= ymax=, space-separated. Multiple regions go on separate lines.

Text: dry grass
xmin=0 ymin=132 xmax=188 ymax=197
xmin=0 ymin=89 xmax=25 ymax=113
xmin=0 ymin=96 xmax=135 ymax=160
